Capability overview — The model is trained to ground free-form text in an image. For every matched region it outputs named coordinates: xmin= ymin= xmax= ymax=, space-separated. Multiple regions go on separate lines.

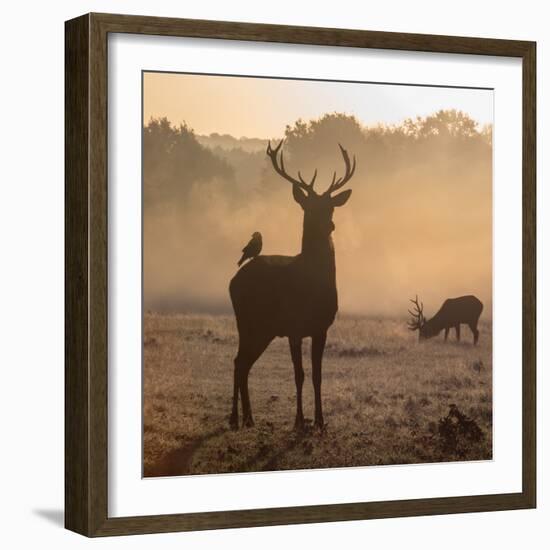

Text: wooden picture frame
xmin=65 ymin=12 xmax=536 ymax=537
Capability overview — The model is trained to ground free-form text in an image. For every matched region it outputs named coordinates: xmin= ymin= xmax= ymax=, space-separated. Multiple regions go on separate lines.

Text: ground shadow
xmin=147 ymin=418 xmax=328 ymax=477
xmin=240 ymin=422 xmax=321 ymax=472
xmin=145 ymin=426 xmax=228 ymax=477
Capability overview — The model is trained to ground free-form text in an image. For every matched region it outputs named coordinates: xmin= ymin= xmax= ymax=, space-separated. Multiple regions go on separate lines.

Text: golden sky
xmin=143 ymin=72 xmax=493 ymax=138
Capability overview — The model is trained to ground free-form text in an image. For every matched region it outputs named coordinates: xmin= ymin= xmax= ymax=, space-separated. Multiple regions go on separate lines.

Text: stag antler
xmin=324 ymin=144 xmax=356 ymax=196
xmin=407 ymin=295 xmax=425 ymax=331
xmin=266 ymin=140 xmax=317 ymax=194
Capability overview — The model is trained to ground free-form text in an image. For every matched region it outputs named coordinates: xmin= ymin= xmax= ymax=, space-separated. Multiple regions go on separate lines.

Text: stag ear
xmin=331 ymin=189 xmax=352 ymax=207
xmin=292 ymin=183 xmax=308 ymax=209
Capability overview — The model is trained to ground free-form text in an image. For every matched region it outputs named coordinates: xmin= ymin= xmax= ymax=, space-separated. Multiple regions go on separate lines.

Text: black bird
xmin=237 ymin=232 xmax=262 ymax=266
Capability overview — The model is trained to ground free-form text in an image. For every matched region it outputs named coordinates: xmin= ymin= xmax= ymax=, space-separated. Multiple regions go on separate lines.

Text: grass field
xmin=143 ymin=313 xmax=492 ymax=477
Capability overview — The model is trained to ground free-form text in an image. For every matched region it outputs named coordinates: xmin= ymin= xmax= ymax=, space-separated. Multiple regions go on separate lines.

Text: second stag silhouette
xmin=408 ymin=295 xmax=483 ymax=345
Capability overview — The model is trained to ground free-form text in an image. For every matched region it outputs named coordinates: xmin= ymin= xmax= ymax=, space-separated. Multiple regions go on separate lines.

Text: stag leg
xmin=455 ymin=324 xmax=461 ymax=342
xmin=239 ymin=365 xmax=254 ymax=428
xmin=311 ymin=331 xmax=327 ymax=430
xmin=233 ymin=334 xmax=273 ymax=428
xmin=230 ymin=364 xmax=240 ymax=430
xmin=469 ymin=322 xmax=480 ymax=345
xmin=444 ymin=327 xmax=449 ymax=341
xmin=289 ymin=336 xmax=304 ymax=430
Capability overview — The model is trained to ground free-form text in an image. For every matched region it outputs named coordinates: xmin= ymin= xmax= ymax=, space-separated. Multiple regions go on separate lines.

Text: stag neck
xmin=421 ymin=316 xmax=441 ymax=338
xmin=300 ymin=230 xmax=335 ymax=264
xmin=424 ymin=314 xmax=440 ymax=331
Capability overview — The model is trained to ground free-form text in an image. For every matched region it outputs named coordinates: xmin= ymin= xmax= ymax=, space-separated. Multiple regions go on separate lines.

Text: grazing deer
xmin=229 ymin=141 xmax=356 ymax=430
xmin=408 ymin=295 xmax=483 ymax=345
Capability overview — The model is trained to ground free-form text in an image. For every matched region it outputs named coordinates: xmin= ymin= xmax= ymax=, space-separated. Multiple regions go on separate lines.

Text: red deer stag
xmin=229 ymin=140 xmax=356 ymax=430
xmin=408 ymin=295 xmax=483 ymax=345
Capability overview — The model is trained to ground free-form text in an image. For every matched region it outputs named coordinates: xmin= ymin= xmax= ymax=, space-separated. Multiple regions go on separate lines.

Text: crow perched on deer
xmin=407 ymin=295 xmax=483 ymax=345
xmin=229 ymin=141 xmax=356 ymax=430
xmin=237 ymin=232 xmax=262 ymax=266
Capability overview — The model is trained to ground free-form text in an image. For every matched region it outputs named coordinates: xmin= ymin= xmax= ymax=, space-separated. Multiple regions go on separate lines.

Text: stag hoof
xmin=294 ymin=416 xmax=306 ymax=432
xmin=229 ymin=415 xmax=239 ymax=431
xmin=314 ymin=419 xmax=326 ymax=433
xmin=243 ymin=416 xmax=255 ymax=428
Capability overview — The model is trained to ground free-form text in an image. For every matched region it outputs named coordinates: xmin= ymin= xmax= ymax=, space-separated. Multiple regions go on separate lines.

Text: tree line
xmin=143 ymin=110 xmax=492 ymax=208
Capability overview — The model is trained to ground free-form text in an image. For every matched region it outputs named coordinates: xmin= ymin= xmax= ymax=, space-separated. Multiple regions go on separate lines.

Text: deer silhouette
xmin=229 ymin=140 xmax=356 ymax=430
xmin=408 ymin=295 xmax=483 ymax=345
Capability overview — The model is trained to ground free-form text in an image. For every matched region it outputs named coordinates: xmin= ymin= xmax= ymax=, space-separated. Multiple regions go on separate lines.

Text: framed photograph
xmin=65 ymin=13 xmax=536 ymax=536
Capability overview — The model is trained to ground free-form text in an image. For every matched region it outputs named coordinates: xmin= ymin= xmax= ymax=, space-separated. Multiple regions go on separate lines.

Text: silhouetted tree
xmin=143 ymin=117 xmax=234 ymax=205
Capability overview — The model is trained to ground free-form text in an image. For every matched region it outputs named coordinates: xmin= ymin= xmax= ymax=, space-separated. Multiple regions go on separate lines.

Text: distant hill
xmin=197 ymin=133 xmax=269 ymax=153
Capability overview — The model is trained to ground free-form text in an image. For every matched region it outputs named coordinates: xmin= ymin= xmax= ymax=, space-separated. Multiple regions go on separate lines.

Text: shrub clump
xmin=437 ymin=404 xmax=484 ymax=456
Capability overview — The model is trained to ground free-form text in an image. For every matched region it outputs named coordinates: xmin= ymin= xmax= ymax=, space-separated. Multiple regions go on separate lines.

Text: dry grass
xmin=143 ymin=313 xmax=492 ymax=477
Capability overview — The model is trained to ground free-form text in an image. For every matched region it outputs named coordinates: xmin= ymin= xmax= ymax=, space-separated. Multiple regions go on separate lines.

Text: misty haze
xmin=144 ymin=112 xmax=492 ymax=316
